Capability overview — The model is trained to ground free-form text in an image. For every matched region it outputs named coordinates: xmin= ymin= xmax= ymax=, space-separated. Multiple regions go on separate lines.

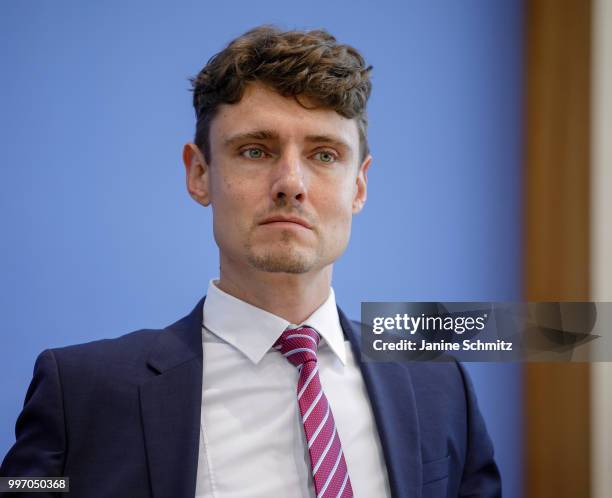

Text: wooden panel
xmin=525 ymin=364 xmax=591 ymax=497
xmin=524 ymin=0 xmax=591 ymax=300
xmin=523 ymin=0 xmax=591 ymax=497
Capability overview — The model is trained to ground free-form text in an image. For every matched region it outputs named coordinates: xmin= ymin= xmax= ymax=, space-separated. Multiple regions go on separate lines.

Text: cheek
xmin=318 ymin=184 xmax=356 ymax=235
xmin=212 ymin=172 xmax=257 ymax=215
xmin=327 ymin=180 xmax=357 ymax=217
xmin=210 ymin=175 xmax=248 ymax=240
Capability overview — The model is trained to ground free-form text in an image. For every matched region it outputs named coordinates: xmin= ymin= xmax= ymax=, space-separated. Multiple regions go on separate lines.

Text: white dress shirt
xmin=194 ymin=280 xmax=391 ymax=498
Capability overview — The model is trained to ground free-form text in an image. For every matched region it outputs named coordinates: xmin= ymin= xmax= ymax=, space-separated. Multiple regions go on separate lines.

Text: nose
xmin=270 ymin=148 xmax=306 ymax=207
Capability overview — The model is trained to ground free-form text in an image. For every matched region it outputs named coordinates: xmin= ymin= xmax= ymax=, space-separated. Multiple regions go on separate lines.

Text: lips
xmin=260 ymin=215 xmax=312 ymax=229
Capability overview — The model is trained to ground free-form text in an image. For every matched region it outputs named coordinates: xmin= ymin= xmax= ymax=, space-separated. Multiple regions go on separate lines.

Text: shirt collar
xmin=202 ymin=279 xmax=347 ymax=365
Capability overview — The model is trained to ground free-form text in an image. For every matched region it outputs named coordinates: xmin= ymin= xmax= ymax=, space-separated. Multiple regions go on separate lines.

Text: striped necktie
xmin=274 ymin=326 xmax=354 ymax=498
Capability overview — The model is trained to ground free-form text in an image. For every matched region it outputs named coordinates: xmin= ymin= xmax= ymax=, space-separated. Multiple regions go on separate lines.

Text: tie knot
xmin=274 ymin=326 xmax=320 ymax=367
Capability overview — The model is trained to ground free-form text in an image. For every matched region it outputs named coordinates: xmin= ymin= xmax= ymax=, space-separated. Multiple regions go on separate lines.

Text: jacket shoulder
xmin=50 ymin=328 xmax=163 ymax=363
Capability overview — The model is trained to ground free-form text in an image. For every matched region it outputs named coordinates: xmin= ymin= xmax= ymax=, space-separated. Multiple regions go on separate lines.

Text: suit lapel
xmin=140 ymin=298 xmax=205 ymax=498
xmin=137 ymin=298 xmax=423 ymax=498
xmin=338 ymin=307 xmax=423 ymax=498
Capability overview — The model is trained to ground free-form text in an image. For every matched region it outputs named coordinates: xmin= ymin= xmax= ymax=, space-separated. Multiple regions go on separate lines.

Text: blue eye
xmin=241 ymin=148 xmax=266 ymax=159
xmin=313 ymin=151 xmax=337 ymax=163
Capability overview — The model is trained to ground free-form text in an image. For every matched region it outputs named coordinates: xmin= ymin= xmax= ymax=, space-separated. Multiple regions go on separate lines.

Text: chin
xmin=246 ymin=249 xmax=317 ymax=274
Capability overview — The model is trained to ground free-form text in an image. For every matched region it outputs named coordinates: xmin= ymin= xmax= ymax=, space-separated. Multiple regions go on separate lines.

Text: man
xmin=1 ymin=26 xmax=501 ymax=497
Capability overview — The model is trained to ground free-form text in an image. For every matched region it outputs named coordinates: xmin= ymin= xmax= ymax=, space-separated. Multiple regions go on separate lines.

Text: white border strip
xmin=591 ymin=0 xmax=612 ymax=496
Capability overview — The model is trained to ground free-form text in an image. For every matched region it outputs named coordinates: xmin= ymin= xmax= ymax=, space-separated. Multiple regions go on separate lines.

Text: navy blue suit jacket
xmin=1 ymin=297 xmax=501 ymax=497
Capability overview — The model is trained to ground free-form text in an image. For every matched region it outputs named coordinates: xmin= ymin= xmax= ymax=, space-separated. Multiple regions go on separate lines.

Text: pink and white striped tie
xmin=274 ymin=326 xmax=353 ymax=498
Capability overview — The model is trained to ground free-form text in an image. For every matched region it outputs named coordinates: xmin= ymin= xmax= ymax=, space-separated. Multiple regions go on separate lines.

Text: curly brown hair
xmin=190 ymin=25 xmax=373 ymax=164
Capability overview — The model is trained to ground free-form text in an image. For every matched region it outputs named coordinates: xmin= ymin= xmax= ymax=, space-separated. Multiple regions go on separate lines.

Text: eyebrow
xmin=304 ymin=134 xmax=351 ymax=152
xmin=223 ymin=129 xmax=279 ymax=147
xmin=223 ymin=129 xmax=352 ymax=152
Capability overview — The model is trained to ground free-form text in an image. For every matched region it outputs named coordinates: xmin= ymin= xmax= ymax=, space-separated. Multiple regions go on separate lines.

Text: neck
xmin=216 ymin=255 xmax=333 ymax=324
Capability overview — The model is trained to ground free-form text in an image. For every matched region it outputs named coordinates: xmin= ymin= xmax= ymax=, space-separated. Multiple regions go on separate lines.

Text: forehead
xmin=210 ymin=82 xmax=359 ymax=148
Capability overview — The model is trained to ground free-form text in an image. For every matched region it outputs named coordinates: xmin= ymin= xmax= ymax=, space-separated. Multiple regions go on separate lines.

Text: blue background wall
xmin=0 ymin=1 xmax=523 ymax=496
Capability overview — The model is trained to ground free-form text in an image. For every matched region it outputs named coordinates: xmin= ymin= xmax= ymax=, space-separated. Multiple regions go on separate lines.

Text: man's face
xmin=184 ymin=81 xmax=371 ymax=275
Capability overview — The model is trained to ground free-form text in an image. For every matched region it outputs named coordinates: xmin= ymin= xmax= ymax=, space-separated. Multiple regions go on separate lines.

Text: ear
xmin=183 ymin=143 xmax=211 ymax=206
xmin=352 ymin=154 xmax=372 ymax=214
